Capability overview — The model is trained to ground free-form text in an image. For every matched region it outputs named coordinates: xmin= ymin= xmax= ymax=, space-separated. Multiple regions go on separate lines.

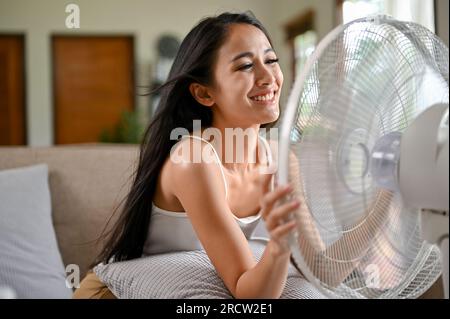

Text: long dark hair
xmin=95 ymin=12 xmax=275 ymax=265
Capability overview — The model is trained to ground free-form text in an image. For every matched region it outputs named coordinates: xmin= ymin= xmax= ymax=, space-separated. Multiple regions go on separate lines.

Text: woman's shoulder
xmin=164 ymin=134 xmax=223 ymax=185
xmin=156 ymin=135 xmax=225 ymax=211
xmin=168 ymin=134 xmax=218 ymax=167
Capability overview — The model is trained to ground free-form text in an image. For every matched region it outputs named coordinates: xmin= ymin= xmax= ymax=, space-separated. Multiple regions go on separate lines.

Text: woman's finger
xmin=260 ymin=185 xmax=293 ymax=218
xmin=270 ymin=220 xmax=297 ymax=241
xmin=265 ymin=200 xmax=300 ymax=231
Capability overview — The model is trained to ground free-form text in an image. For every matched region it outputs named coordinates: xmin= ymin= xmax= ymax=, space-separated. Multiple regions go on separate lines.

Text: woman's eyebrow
xmin=230 ymin=48 xmax=275 ymax=63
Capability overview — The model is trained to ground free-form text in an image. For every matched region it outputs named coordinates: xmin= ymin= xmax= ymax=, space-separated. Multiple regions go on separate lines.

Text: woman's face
xmin=209 ymin=23 xmax=284 ymax=127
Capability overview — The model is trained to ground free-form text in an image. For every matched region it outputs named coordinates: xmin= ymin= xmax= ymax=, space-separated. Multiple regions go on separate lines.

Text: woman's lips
xmin=249 ymin=91 xmax=277 ymax=105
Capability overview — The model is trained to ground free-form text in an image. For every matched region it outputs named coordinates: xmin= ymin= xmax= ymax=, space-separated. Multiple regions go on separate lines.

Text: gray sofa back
xmin=0 ymin=145 xmax=139 ymax=278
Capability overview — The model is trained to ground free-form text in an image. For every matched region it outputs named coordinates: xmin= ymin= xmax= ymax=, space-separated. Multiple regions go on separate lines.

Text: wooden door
xmin=0 ymin=35 xmax=26 ymax=145
xmin=52 ymin=36 xmax=134 ymax=144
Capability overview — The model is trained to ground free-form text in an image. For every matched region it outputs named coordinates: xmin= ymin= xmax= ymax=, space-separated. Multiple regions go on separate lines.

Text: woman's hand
xmin=260 ymin=179 xmax=300 ymax=258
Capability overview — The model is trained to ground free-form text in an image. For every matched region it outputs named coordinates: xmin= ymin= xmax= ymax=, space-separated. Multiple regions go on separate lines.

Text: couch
xmin=0 ymin=145 xmax=444 ymax=298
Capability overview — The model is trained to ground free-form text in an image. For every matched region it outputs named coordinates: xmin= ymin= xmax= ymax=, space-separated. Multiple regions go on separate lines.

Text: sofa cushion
xmin=0 ymin=164 xmax=72 ymax=298
xmin=94 ymin=239 xmax=326 ymax=299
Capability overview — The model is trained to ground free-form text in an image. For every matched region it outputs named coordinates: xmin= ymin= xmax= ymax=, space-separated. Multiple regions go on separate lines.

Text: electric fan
xmin=278 ymin=15 xmax=449 ymax=299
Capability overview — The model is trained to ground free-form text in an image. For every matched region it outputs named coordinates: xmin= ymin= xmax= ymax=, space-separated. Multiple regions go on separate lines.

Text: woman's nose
xmin=256 ymin=64 xmax=275 ymax=87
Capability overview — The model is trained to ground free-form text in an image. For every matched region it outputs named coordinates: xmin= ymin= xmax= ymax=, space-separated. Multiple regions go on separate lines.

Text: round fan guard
xmin=278 ymin=15 xmax=448 ymax=299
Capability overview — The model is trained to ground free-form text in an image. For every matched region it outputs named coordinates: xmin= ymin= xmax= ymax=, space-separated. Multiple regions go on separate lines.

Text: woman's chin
xmin=263 ymin=104 xmax=280 ymax=123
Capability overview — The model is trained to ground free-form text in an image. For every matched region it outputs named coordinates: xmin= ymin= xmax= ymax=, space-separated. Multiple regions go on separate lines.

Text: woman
xmin=74 ymin=11 xmax=300 ymax=299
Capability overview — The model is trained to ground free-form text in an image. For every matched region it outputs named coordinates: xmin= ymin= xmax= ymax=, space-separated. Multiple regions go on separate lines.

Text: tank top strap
xmin=257 ymin=135 xmax=273 ymax=168
xmin=257 ymin=135 xmax=275 ymax=192
xmin=181 ymin=135 xmax=229 ymax=200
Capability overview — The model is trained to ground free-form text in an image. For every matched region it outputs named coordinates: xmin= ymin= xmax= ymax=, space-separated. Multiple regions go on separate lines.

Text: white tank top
xmin=142 ymin=134 xmax=274 ymax=255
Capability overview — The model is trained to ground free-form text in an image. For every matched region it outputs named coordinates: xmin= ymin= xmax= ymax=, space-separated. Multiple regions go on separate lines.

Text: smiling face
xmin=191 ymin=23 xmax=284 ymax=129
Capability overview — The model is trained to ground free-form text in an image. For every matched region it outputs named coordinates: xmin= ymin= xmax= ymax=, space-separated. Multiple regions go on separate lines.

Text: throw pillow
xmin=0 ymin=164 xmax=72 ymax=298
xmin=94 ymin=239 xmax=326 ymax=299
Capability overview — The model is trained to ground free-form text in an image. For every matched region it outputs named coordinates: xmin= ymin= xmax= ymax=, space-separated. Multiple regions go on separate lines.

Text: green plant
xmin=99 ymin=109 xmax=145 ymax=144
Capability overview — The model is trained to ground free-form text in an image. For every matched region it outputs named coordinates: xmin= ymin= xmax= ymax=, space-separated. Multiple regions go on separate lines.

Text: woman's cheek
xmin=276 ymin=68 xmax=284 ymax=85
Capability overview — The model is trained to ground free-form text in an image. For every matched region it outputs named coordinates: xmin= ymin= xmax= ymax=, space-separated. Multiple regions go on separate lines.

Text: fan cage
xmin=283 ymin=16 xmax=447 ymax=298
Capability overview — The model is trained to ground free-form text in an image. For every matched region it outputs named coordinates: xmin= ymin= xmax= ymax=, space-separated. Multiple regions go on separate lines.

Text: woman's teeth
xmin=250 ymin=92 xmax=274 ymax=101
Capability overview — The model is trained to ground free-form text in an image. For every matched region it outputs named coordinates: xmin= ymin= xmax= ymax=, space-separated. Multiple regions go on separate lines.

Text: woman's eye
xmin=266 ymin=58 xmax=279 ymax=65
xmin=238 ymin=63 xmax=253 ymax=71
xmin=237 ymin=58 xmax=279 ymax=71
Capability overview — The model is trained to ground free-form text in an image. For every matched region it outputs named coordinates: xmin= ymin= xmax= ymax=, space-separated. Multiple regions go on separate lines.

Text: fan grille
xmin=287 ymin=16 xmax=447 ymax=298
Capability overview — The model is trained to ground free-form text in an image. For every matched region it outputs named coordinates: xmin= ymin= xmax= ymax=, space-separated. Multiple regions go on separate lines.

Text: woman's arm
xmin=170 ymin=139 xmax=298 ymax=298
xmin=235 ymin=181 xmax=300 ymax=298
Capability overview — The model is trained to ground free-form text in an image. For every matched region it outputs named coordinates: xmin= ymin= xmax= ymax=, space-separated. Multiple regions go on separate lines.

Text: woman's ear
xmin=189 ymin=83 xmax=215 ymax=107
